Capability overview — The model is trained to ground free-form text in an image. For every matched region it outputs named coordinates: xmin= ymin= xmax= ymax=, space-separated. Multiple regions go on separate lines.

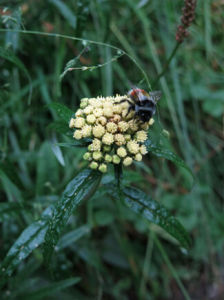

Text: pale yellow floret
xmin=92 ymin=125 xmax=105 ymax=138
xmin=103 ymin=107 xmax=114 ymax=118
xmin=140 ymin=145 xmax=148 ymax=155
xmin=86 ymin=114 xmax=96 ymax=124
xmin=135 ymin=130 xmax=148 ymax=143
xmin=69 ymin=118 xmax=76 ymax=128
xmin=82 ymin=125 xmax=92 ymax=137
xmin=127 ymin=140 xmax=139 ymax=154
xmin=98 ymin=163 xmax=107 ymax=173
xmin=135 ymin=153 xmax=142 ymax=161
xmin=75 ymin=109 xmax=83 ymax=117
xmin=83 ymin=106 xmax=93 ymax=115
xmin=88 ymin=139 xmax=101 ymax=151
xmin=102 ymin=133 xmax=114 ymax=145
xmin=89 ymin=99 xmax=103 ymax=108
xmin=117 ymin=147 xmax=127 ymax=158
xmin=106 ymin=122 xmax=118 ymax=133
xmin=149 ymin=118 xmax=155 ymax=126
xmin=97 ymin=116 xmax=107 ymax=126
xmin=105 ymin=154 xmax=112 ymax=162
xmin=112 ymin=155 xmax=121 ymax=164
xmin=93 ymin=108 xmax=103 ymax=117
xmin=74 ymin=117 xmax=85 ymax=128
xmin=92 ymin=151 xmax=102 ymax=161
xmin=123 ymin=157 xmax=133 ymax=166
xmin=113 ymin=104 xmax=123 ymax=114
xmin=73 ymin=130 xmax=83 ymax=140
xmin=128 ymin=119 xmax=139 ymax=132
xmin=90 ymin=161 xmax=98 ymax=170
xmin=114 ymin=134 xmax=126 ymax=146
xmin=118 ymin=121 xmax=129 ymax=132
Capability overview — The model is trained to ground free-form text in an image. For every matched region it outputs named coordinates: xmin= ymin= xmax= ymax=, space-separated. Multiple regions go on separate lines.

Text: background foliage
xmin=0 ymin=0 xmax=223 ymax=299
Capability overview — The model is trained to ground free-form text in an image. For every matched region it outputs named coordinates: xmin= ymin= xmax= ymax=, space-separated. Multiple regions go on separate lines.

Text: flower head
xmin=70 ymin=94 xmax=152 ymax=172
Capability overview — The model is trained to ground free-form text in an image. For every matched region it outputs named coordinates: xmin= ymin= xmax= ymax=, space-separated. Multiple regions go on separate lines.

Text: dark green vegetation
xmin=0 ymin=1 xmax=223 ymax=299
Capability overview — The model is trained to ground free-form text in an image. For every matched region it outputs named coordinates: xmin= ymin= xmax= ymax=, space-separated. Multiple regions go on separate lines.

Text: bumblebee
xmin=120 ymin=88 xmax=162 ymax=123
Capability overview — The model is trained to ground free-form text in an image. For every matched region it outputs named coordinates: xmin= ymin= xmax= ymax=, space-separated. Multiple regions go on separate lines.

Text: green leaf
xmin=43 ymin=169 xmax=101 ymax=262
xmin=48 ymin=120 xmax=72 ymax=135
xmin=49 ymin=102 xmax=74 ymax=123
xmin=56 ymin=139 xmax=91 ymax=148
xmin=57 ymin=224 xmax=90 ymax=250
xmin=0 ymin=206 xmax=54 ymax=287
xmin=0 ymin=47 xmax=32 ymax=103
xmin=145 ymin=140 xmax=193 ymax=177
xmin=123 ymin=187 xmax=191 ymax=249
xmin=23 ymin=277 xmax=81 ymax=300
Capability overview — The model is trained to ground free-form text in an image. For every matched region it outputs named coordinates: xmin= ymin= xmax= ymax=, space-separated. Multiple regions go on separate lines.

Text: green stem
xmin=154 ymin=235 xmax=191 ymax=300
xmin=153 ymin=42 xmax=181 ymax=87
xmin=114 ymin=163 xmax=123 ymax=190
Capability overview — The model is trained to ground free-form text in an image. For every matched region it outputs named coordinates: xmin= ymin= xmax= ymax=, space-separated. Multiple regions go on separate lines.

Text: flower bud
xmin=82 ymin=125 xmax=92 ymax=137
xmin=97 ymin=116 xmax=107 ymax=126
xmin=149 ymin=118 xmax=155 ymax=126
xmin=135 ymin=130 xmax=147 ymax=143
xmin=90 ymin=161 xmax=98 ymax=170
xmin=112 ymin=155 xmax=121 ymax=164
xmin=106 ymin=122 xmax=118 ymax=133
xmin=86 ymin=114 xmax=96 ymax=124
xmin=114 ymin=134 xmax=126 ymax=146
xmin=69 ymin=118 xmax=76 ymax=128
xmin=75 ymin=109 xmax=83 ymax=117
xmin=74 ymin=117 xmax=85 ymax=128
xmin=140 ymin=145 xmax=148 ymax=155
xmin=83 ymin=152 xmax=92 ymax=161
xmin=88 ymin=138 xmax=101 ymax=151
xmin=124 ymin=134 xmax=131 ymax=141
xmin=123 ymin=157 xmax=133 ymax=166
xmin=135 ymin=153 xmax=142 ymax=161
xmin=92 ymin=125 xmax=105 ymax=138
xmin=105 ymin=154 xmax=112 ymax=162
xmin=118 ymin=121 xmax=129 ymax=132
xmin=73 ymin=130 xmax=83 ymax=140
xmin=83 ymin=106 xmax=93 ymax=115
xmin=93 ymin=108 xmax=103 ymax=117
xmin=127 ymin=140 xmax=139 ymax=154
xmin=117 ymin=147 xmax=127 ymax=158
xmin=92 ymin=151 xmax=102 ymax=161
xmin=102 ymin=133 xmax=114 ymax=145
xmin=99 ymin=163 xmax=107 ymax=173
xmin=80 ymin=98 xmax=89 ymax=108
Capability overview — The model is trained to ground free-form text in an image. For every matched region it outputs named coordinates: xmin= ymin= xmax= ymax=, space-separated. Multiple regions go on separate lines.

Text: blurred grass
xmin=0 ymin=0 xmax=223 ymax=299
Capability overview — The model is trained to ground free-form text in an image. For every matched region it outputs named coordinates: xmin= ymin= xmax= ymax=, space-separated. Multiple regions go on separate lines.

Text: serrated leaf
xmin=48 ymin=120 xmax=72 ymax=135
xmin=23 ymin=277 xmax=81 ymax=300
xmin=49 ymin=102 xmax=74 ymax=123
xmin=0 ymin=47 xmax=32 ymax=103
xmin=145 ymin=140 xmax=193 ymax=177
xmin=123 ymin=187 xmax=191 ymax=249
xmin=0 ymin=206 xmax=54 ymax=287
xmin=43 ymin=168 xmax=101 ymax=262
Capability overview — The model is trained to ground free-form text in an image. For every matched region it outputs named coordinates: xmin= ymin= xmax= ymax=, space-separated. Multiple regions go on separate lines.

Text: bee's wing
xmin=150 ymin=91 xmax=162 ymax=103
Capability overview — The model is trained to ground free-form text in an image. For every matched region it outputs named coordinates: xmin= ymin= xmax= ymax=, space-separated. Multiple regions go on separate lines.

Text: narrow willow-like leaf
xmin=44 ymin=169 xmax=101 ymax=262
xmin=0 ymin=206 xmax=54 ymax=286
xmin=145 ymin=140 xmax=193 ymax=177
xmin=0 ymin=47 xmax=32 ymax=103
xmin=123 ymin=187 xmax=191 ymax=249
xmin=23 ymin=277 xmax=81 ymax=300
xmin=49 ymin=102 xmax=74 ymax=123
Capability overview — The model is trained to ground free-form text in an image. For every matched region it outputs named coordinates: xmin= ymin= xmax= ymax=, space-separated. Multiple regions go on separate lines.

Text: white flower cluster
xmin=69 ymin=95 xmax=154 ymax=173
